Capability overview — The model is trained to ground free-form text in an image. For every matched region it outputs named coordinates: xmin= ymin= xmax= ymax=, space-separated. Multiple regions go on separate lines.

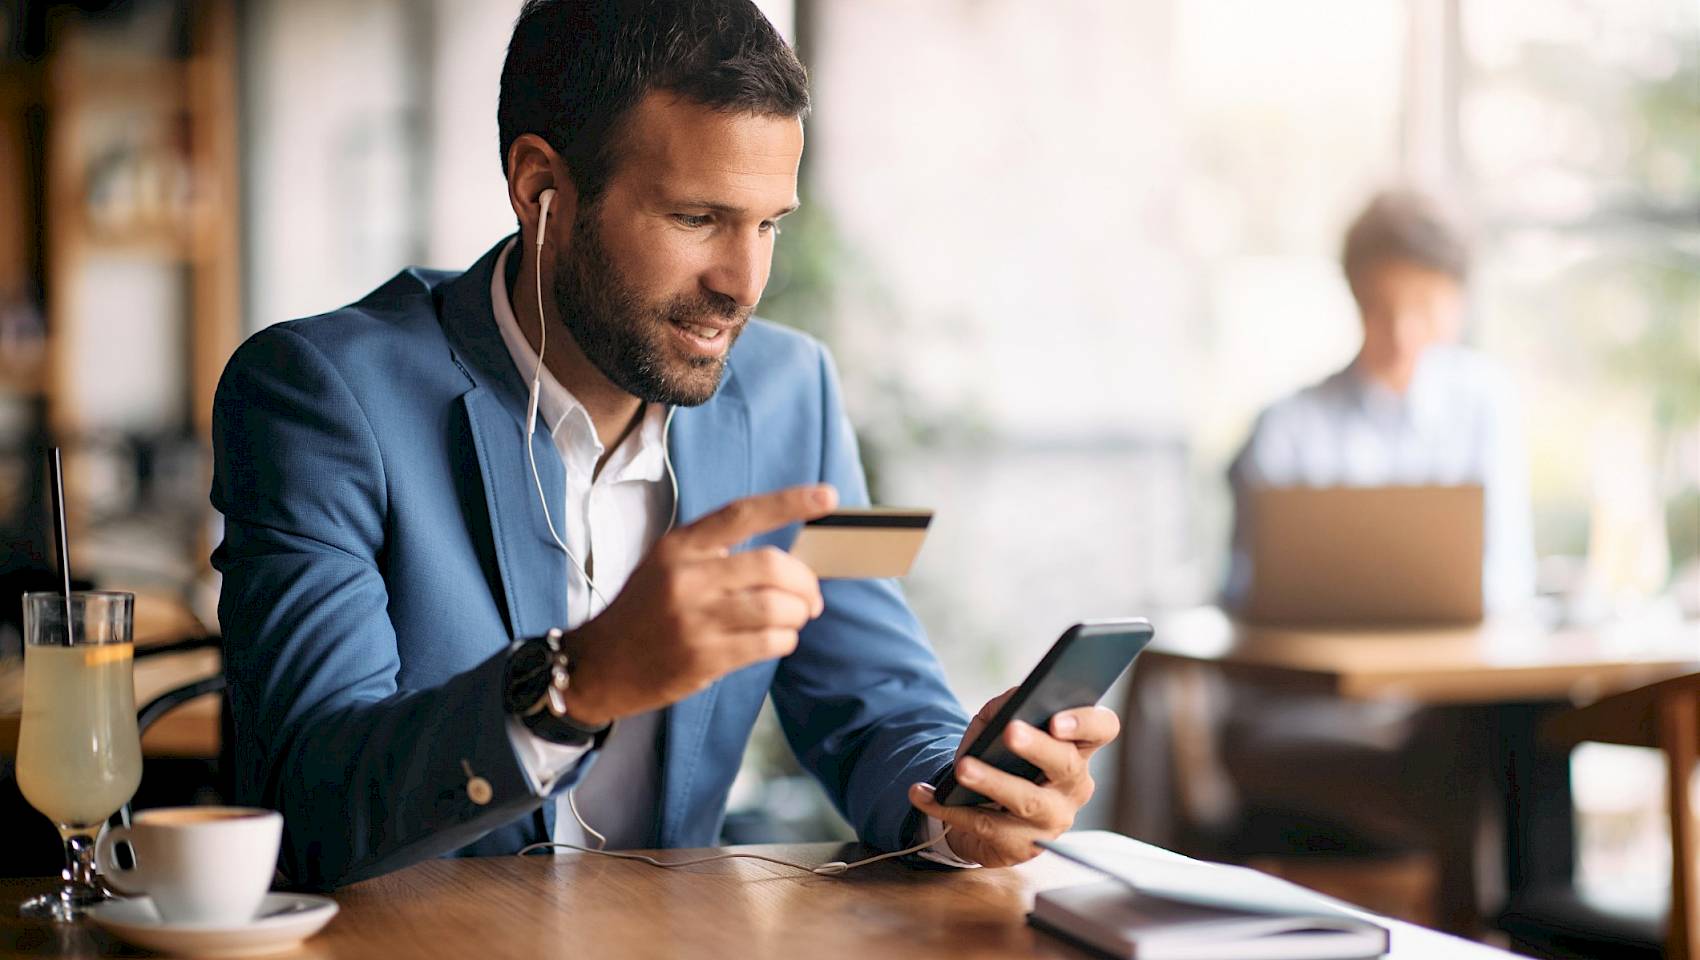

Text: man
xmin=1226 ymin=189 xmax=1536 ymax=610
xmin=211 ymin=0 xmax=1117 ymax=890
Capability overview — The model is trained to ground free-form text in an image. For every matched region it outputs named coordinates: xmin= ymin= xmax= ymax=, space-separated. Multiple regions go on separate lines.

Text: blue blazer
xmin=210 ymin=238 xmax=969 ymax=889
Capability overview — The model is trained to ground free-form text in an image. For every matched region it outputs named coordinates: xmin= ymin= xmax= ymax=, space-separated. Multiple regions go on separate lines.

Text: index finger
xmin=677 ymin=484 xmax=839 ymax=553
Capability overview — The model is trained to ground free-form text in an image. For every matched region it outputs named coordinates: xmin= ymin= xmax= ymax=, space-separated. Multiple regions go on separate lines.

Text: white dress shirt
xmin=490 ymin=239 xmax=970 ymax=864
xmin=1226 ymin=345 xmax=1536 ymax=613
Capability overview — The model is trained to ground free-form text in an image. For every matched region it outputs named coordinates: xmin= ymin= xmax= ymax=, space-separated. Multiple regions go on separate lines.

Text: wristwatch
xmin=503 ymin=628 xmax=612 ymax=748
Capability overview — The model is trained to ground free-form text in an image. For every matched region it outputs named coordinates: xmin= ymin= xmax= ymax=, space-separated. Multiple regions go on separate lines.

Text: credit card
xmin=789 ymin=507 xmax=933 ymax=579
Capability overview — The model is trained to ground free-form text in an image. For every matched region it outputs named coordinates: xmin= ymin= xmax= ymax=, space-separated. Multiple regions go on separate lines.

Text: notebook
xmin=1031 ymin=836 xmax=1390 ymax=960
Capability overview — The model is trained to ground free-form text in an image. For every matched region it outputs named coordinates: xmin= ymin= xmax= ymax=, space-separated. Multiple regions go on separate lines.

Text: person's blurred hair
xmin=498 ymin=0 xmax=810 ymax=203
xmin=1341 ymin=189 xmax=1471 ymax=296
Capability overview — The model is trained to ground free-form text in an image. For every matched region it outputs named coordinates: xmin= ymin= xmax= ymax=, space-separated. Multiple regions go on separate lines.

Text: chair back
xmin=119 ymin=635 xmax=228 ymax=827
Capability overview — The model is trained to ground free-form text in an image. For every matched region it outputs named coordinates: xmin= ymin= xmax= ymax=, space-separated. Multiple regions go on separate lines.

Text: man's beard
xmin=551 ymin=209 xmax=749 ymax=407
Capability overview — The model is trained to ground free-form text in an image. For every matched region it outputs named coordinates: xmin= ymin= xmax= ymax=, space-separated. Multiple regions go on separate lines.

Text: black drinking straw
xmin=49 ymin=447 xmax=74 ymax=643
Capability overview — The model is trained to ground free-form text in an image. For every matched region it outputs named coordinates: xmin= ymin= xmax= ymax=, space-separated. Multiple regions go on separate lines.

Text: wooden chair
xmin=1510 ymin=672 xmax=1699 ymax=960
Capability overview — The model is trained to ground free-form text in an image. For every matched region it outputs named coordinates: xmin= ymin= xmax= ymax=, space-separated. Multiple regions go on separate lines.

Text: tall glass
xmin=15 ymin=591 xmax=141 ymax=920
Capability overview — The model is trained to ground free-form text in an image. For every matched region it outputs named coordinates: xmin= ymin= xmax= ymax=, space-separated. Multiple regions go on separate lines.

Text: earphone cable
xmin=527 ymin=193 xmax=611 ymax=611
xmin=567 ymin=788 xmax=608 ymax=851
xmin=518 ymin=823 xmax=952 ymax=877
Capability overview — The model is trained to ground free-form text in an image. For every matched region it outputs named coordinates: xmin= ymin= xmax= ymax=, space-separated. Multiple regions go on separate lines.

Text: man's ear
xmin=507 ymin=134 xmax=578 ymax=247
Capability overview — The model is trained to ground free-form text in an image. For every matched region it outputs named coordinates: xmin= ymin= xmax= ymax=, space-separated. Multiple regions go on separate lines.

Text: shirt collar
xmin=489 ymin=238 xmax=671 ymax=483
xmin=1343 ymin=348 xmax=1450 ymax=433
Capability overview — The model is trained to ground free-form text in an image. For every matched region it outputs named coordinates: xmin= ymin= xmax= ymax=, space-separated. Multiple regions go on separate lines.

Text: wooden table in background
xmin=0 ymin=590 xmax=221 ymax=759
xmin=0 ymin=834 xmax=1520 ymax=958
xmin=1114 ymin=606 xmax=1700 ymax=933
xmin=0 ymin=642 xmax=220 ymax=760
xmin=1134 ymin=606 xmax=1700 ymax=705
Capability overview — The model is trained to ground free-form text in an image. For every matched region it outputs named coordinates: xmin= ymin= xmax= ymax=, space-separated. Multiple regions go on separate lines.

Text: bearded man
xmin=211 ymin=0 xmax=1120 ymax=890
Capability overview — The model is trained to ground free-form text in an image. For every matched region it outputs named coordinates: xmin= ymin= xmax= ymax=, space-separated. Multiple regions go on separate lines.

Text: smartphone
xmin=931 ymin=618 xmax=1154 ymax=806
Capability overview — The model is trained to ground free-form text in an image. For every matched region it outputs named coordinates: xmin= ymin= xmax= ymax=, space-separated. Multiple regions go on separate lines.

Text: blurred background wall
xmin=1 ymin=0 xmax=1695 ymax=908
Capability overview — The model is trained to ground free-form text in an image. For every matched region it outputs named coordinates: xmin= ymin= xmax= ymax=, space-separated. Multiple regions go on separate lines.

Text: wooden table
xmin=0 ymin=832 xmax=1520 ymax=958
xmin=1114 ymin=605 xmax=1700 ymax=935
xmin=1137 ymin=606 xmax=1700 ymax=705
xmin=0 ymin=644 xmax=221 ymax=759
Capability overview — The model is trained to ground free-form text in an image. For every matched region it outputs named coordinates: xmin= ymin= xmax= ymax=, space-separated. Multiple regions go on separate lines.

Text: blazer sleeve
xmin=767 ymin=343 xmax=970 ymax=852
xmin=210 ymin=326 xmax=567 ymax=889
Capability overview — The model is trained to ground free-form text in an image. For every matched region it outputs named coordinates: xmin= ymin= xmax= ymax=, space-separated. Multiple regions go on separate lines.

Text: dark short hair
xmin=1341 ymin=190 xmax=1470 ymax=294
xmin=498 ymin=0 xmax=810 ymax=201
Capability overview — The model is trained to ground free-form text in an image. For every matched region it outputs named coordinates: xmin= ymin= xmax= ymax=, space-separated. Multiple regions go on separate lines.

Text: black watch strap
xmin=504 ymin=628 xmax=613 ymax=748
xmin=520 ymin=697 xmax=613 ymax=748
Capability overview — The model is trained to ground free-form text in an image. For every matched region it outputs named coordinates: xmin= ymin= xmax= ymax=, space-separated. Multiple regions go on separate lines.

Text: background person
xmin=1226 ymin=189 xmax=1536 ymax=614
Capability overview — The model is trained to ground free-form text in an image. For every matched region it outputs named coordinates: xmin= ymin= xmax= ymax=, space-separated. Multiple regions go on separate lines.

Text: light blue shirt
xmin=1226 ymin=346 xmax=1536 ymax=614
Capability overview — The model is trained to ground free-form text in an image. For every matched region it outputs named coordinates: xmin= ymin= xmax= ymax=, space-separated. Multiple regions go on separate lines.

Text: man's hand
xmin=558 ymin=484 xmax=838 ymax=726
xmin=907 ymin=687 xmax=1121 ymax=867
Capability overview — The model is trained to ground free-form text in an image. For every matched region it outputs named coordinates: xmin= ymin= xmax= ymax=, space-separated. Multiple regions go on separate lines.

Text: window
xmin=1458 ymin=0 xmax=1700 ymax=909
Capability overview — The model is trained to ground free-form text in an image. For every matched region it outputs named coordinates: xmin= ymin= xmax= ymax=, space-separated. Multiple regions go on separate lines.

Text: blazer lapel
xmin=657 ymin=367 xmax=751 ymax=846
xmin=439 ymin=238 xmax=570 ymax=640
xmin=438 ymin=238 xmax=567 ymax=845
xmin=461 ymin=390 xmax=571 ymax=639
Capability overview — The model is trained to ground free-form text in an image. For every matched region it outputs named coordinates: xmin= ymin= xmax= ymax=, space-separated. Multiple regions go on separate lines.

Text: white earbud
xmin=526 ymin=188 xmax=558 ymax=437
xmin=537 ymin=188 xmax=556 ymax=248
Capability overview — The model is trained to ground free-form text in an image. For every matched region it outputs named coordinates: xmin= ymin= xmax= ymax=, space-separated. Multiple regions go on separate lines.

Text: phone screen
xmin=933 ymin=619 xmax=1153 ymax=806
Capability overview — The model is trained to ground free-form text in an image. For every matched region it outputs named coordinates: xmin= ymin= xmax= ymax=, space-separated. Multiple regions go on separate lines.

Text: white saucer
xmin=87 ymin=892 xmax=339 ymax=958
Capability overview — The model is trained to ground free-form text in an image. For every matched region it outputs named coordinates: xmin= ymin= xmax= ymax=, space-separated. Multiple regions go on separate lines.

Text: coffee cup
xmin=95 ymin=806 xmax=283 ymax=924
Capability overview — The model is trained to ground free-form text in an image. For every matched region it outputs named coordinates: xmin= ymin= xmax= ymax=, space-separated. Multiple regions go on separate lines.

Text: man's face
xmin=551 ymin=93 xmax=803 ymax=406
xmin=1353 ymin=259 xmax=1465 ymax=386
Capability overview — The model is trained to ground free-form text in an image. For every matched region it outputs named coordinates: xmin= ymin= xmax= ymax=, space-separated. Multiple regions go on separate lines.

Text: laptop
xmin=1243 ymin=485 xmax=1483 ymax=626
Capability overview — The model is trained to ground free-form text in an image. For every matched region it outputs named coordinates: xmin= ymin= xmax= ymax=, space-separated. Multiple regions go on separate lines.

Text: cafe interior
xmin=0 ymin=0 xmax=1696 ymax=957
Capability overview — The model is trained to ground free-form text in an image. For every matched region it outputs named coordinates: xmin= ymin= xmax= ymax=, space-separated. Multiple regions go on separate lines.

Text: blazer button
xmin=462 ymin=759 xmax=493 ymax=806
xmin=467 ymin=777 xmax=493 ymax=806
